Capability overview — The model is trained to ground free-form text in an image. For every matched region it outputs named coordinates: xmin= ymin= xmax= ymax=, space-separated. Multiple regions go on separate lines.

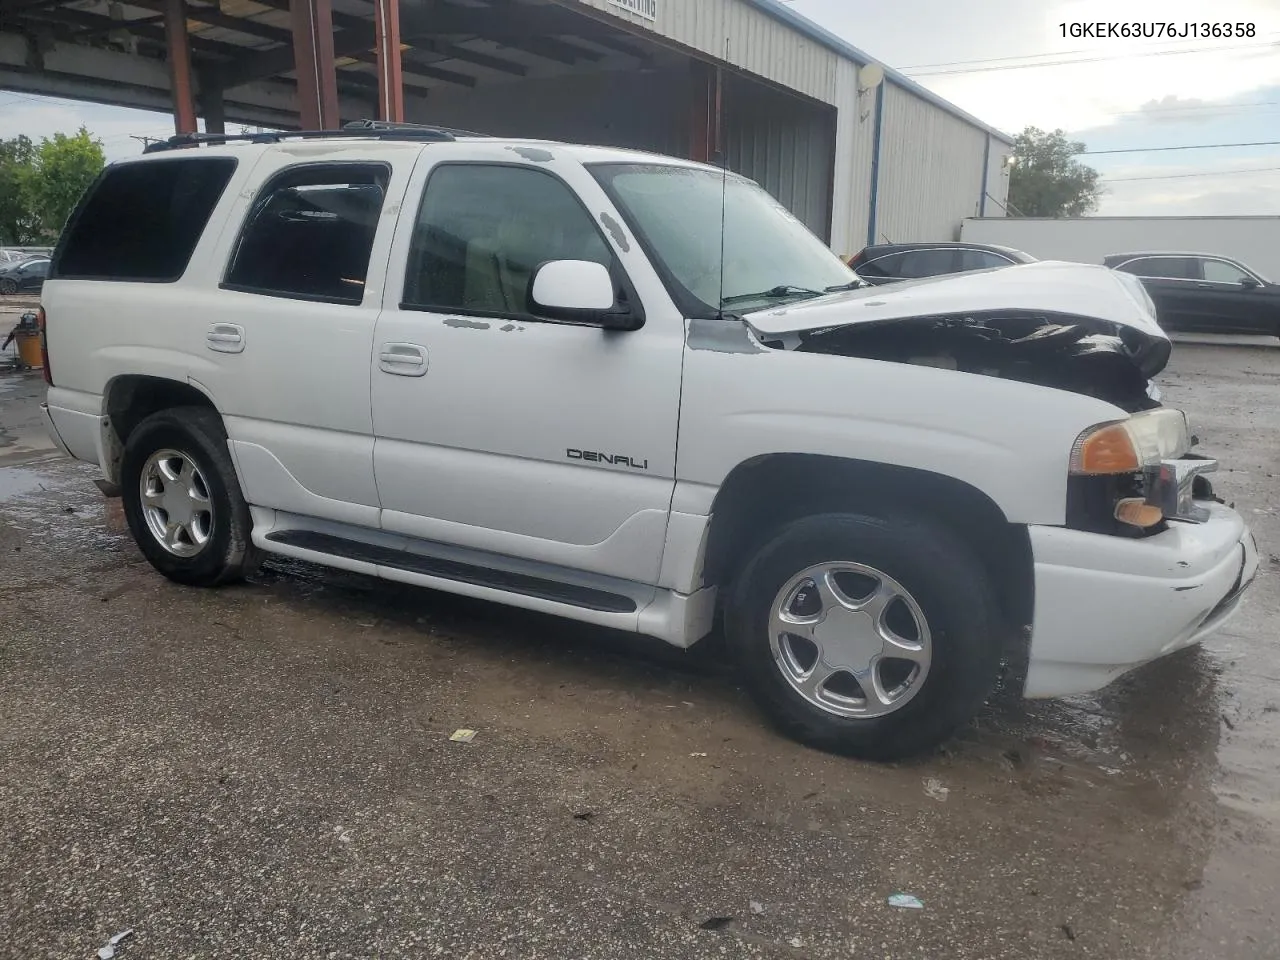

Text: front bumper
xmin=1024 ymin=502 xmax=1258 ymax=698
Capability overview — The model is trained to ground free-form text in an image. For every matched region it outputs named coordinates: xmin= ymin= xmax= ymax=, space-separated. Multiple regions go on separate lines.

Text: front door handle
xmin=379 ymin=342 xmax=428 ymax=377
xmin=206 ymin=323 xmax=245 ymax=354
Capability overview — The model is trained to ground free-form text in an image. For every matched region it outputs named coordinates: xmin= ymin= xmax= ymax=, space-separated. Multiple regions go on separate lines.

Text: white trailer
xmin=960 ymin=216 xmax=1280 ymax=280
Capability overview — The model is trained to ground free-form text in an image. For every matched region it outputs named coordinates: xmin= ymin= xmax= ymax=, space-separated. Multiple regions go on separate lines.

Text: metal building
xmin=0 ymin=0 xmax=1012 ymax=256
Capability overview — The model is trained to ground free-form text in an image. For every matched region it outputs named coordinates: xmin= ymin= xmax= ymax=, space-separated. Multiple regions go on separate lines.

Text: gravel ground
xmin=1 ymin=340 xmax=1278 ymax=959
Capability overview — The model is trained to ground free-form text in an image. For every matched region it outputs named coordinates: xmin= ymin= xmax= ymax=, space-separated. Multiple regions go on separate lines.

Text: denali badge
xmin=566 ymin=449 xmax=650 ymax=470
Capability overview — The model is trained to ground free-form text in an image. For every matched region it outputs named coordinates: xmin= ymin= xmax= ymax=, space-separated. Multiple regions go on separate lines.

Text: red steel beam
xmin=291 ymin=0 xmax=340 ymax=129
xmin=373 ymin=0 xmax=405 ymax=122
xmin=163 ymin=0 xmax=197 ymax=134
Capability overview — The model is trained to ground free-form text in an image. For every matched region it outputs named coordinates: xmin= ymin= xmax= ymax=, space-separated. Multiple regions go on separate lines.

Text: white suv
xmin=39 ymin=124 xmax=1257 ymax=759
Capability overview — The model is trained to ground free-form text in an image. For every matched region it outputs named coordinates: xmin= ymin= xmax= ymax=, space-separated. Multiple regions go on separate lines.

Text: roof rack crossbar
xmin=143 ymin=122 xmax=469 ymax=154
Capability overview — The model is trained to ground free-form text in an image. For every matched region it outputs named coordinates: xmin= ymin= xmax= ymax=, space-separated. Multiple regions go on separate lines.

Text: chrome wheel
xmin=770 ymin=562 xmax=931 ymax=719
xmin=139 ymin=449 xmax=214 ymax=558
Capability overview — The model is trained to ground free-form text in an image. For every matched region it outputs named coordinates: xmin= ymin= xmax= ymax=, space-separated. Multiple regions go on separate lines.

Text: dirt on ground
xmin=1 ymin=340 xmax=1277 ymax=959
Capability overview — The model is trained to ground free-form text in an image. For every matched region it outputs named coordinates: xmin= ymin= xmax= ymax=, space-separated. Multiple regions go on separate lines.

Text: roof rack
xmin=143 ymin=119 xmax=485 ymax=154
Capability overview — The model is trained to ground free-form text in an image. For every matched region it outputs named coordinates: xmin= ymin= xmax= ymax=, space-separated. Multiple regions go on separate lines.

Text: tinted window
xmin=957 ymin=249 xmax=1012 ymax=271
xmin=225 ymin=163 xmax=388 ymax=305
xmin=53 ymin=157 xmax=236 ymax=281
xmin=1202 ymin=259 xmax=1252 ymax=284
xmin=405 ymin=164 xmax=611 ymax=316
xmin=857 ymin=252 xmax=906 ymax=279
xmin=1115 ymin=257 xmax=1195 ymax=280
xmin=897 ymin=249 xmax=958 ymax=278
xmin=22 ymin=259 xmax=49 ymax=276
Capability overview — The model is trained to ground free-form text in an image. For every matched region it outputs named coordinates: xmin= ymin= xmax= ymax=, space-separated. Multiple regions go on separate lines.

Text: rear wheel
xmin=726 ymin=512 xmax=1003 ymax=760
xmin=120 ymin=407 xmax=260 ymax=586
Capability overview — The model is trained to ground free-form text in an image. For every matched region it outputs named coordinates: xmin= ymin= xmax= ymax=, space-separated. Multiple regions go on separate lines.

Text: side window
xmin=1116 ymin=257 xmax=1194 ymax=280
xmin=897 ymin=249 xmax=958 ymax=278
xmin=224 ymin=163 xmax=389 ymax=305
xmin=957 ymin=249 xmax=1011 ymax=271
xmin=53 ymin=157 xmax=236 ymax=281
xmin=403 ymin=163 xmax=612 ymax=317
xmin=1202 ymin=259 xmax=1251 ymax=284
xmin=857 ymin=253 xmax=905 ymax=278
xmin=27 ymin=260 xmax=49 ymax=277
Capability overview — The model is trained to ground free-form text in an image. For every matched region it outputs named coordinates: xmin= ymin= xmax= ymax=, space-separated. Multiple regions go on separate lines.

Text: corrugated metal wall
xmin=724 ymin=73 xmax=835 ymax=240
xmin=873 ymin=82 xmax=990 ymax=243
xmin=568 ymin=0 xmax=838 ymax=102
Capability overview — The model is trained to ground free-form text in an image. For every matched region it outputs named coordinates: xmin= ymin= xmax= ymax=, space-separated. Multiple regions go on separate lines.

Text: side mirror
xmin=530 ymin=260 xmax=640 ymax=330
xmin=1240 ymin=276 xmax=1261 ymax=290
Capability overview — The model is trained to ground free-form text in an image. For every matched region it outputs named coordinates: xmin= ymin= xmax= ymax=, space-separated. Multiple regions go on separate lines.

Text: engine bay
xmin=766 ymin=311 xmax=1165 ymax=413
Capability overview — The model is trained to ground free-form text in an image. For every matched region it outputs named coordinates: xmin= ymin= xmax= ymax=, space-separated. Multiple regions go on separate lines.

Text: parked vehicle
xmin=848 ymin=241 xmax=1036 ymax=285
xmin=40 ymin=125 xmax=1257 ymax=760
xmin=0 ymin=256 xmax=50 ymax=294
xmin=1103 ymin=252 xmax=1280 ymax=336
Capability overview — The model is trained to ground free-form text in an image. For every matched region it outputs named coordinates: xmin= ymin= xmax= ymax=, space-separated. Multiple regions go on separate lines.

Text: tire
xmin=726 ymin=511 xmax=1002 ymax=761
xmin=0 ymin=278 xmax=16 ymax=295
xmin=120 ymin=406 xmax=261 ymax=587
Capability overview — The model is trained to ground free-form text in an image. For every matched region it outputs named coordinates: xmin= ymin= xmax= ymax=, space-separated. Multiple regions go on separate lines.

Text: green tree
xmin=0 ymin=135 xmax=39 ymax=245
xmin=27 ymin=127 xmax=105 ymax=239
xmin=1007 ymin=127 xmax=1101 ymax=217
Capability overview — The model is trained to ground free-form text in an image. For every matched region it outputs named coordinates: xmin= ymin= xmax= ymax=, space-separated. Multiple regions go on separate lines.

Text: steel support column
xmin=373 ymin=0 xmax=404 ymax=122
xmin=291 ymin=0 xmax=340 ymax=129
xmin=202 ymin=82 xmax=226 ymax=134
xmin=163 ymin=0 xmax=197 ymax=134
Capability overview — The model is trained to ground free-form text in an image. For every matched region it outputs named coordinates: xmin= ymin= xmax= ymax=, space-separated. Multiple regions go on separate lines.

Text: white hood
xmin=746 ymin=261 xmax=1165 ymax=340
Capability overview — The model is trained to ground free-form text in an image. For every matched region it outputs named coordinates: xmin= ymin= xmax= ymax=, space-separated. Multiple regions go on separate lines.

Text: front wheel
xmin=726 ymin=512 xmax=1003 ymax=761
xmin=0 ymin=278 xmax=17 ymax=295
xmin=120 ymin=407 xmax=261 ymax=586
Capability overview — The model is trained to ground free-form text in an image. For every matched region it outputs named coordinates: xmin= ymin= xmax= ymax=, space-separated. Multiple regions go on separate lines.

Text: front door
xmin=370 ymin=146 xmax=685 ymax=584
xmin=1180 ymin=257 xmax=1278 ymax=335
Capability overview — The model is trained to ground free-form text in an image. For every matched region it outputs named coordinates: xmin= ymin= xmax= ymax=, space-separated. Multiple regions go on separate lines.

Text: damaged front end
xmin=756 ymin=310 xmax=1169 ymax=413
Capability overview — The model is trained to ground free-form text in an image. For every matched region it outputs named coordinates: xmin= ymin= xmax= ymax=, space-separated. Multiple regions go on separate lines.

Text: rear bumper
xmin=39 ymin=402 xmax=74 ymax=458
xmin=42 ymin=388 xmax=102 ymax=464
xmin=1024 ymin=502 xmax=1258 ymax=697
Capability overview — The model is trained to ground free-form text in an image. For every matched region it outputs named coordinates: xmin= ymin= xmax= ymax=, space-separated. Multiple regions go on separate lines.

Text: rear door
xmin=192 ymin=144 xmax=419 ymax=529
xmin=1112 ymin=256 xmax=1199 ymax=330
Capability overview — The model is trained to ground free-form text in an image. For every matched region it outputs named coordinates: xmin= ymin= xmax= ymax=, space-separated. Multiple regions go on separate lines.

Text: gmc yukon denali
xmin=39 ymin=125 xmax=1258 ymax=759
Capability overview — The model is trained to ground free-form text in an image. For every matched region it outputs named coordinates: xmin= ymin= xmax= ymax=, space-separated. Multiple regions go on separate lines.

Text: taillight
xmin=38 ymin=306 xmax=52 ymax=386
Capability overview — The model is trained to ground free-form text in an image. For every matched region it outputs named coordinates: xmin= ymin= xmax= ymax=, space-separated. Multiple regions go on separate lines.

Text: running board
xmin=264 ymin=529 xmax=638 ymax=614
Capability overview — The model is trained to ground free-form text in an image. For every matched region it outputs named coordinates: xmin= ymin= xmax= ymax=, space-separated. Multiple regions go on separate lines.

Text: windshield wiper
xmin=721 ymin=284 xmax=824 ymax=305
xmin=824 ymin=279 xmax=864 ymax=292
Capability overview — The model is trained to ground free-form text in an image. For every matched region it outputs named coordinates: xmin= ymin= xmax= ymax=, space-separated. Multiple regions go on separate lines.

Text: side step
xmin=264 ymin=529 xmax=638 ymax=614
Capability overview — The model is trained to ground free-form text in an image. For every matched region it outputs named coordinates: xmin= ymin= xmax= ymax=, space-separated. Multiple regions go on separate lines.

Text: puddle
xmin=0 ymin=466 xmax=48 ymax=502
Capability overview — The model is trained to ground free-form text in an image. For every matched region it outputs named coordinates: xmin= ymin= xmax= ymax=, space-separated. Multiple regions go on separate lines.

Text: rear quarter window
xmin=52 ymin=157 xmax=237 ymax=282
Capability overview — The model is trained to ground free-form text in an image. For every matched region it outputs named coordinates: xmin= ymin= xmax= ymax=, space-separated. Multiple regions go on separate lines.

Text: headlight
xmin=1070 ymin=409 xmax=1190 ymax=475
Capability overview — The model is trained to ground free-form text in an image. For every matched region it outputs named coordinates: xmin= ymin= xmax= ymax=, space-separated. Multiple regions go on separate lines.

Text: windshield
xmin=590 ymin=163 xmax=857 ymax=315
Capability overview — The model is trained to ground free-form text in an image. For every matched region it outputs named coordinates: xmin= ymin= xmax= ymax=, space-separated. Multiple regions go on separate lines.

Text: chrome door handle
xmin=206 ymin=323 xmax=244 ymax=353
xmin=378 ymin=343 xmax=428 ymax=377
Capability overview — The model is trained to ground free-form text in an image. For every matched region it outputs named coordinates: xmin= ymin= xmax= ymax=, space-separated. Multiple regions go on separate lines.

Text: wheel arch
xmin=101 ymin=375 xmax=221 ymax=486
xmin=700 ymin=453 xmax=1033 ymax=641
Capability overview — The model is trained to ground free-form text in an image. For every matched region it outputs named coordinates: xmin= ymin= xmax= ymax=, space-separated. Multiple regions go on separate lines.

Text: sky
xmin=0 ymin=0 xmax=1277 ymax=216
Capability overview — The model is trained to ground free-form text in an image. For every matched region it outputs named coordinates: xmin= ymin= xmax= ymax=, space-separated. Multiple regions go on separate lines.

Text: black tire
xmin=0 ymin=278 xmax=16 ymax=295
xmin=726 ymin=512 xmax=1003 ymax=761
xmin=120 ymin=406 xmax=261 ymax=587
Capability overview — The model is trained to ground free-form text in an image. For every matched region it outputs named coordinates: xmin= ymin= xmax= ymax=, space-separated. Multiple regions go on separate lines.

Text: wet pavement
xmin=1 ymin=342 xmax=1278 ymax=959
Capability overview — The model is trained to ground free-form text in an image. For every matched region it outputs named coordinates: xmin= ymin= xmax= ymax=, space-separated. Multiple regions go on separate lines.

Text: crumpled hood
xmin=745 ymin=261 xmax=1171 ymax=378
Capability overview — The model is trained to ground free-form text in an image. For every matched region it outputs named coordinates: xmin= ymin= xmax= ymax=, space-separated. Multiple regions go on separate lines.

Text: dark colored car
xmin=848 ymin=241 xmax=1036 ymax=285
xmin=1104 ymin=252 xmax=1280 ymax=336
xmin=0 ymin=256 xmax=50 ymax=295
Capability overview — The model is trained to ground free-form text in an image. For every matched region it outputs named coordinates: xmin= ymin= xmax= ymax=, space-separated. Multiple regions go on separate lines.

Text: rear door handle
xmin=206 ymin=323 xmax=245 ymax=354
xmin=379 ymin=342 xmax=428 ymax=377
